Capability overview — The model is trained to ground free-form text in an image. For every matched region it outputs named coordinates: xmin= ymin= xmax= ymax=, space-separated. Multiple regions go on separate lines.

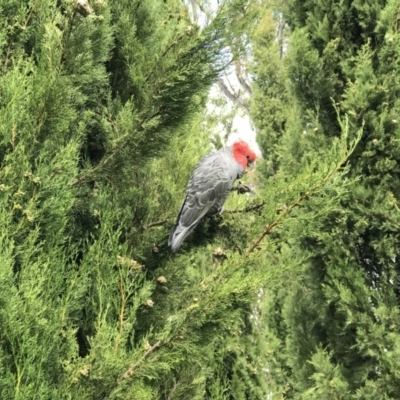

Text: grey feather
xmin=168 ymin=146 xmax=245 ymax=252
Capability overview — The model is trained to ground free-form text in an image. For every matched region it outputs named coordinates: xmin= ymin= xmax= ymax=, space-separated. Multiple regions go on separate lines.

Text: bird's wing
xmin=177 ymin=152 xmax=232 ymax=228
xmin=168 ymin=150 xmax=239 ymax=252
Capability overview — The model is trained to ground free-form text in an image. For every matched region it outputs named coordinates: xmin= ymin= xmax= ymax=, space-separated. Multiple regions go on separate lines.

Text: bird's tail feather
xmin=168 ymin=224 xmax=194 ymax=253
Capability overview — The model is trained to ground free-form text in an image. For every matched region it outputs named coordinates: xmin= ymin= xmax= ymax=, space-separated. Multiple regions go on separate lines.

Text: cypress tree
xmin=3 ymin=0 xmax=388 ymax=398
xmin=0 ymin=1 xmax=275 ymax=398
xmin=250 ymin=0 xmax=400 ymax=398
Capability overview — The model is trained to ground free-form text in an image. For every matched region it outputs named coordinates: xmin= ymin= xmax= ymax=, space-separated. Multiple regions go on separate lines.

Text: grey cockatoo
xmin=168 ymin=141 xmax=257 ymax=252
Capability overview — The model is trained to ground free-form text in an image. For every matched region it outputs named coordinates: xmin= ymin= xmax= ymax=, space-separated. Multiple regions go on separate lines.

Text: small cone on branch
xmin=145 ymin=299 xmax=154 ymax=308
xmin=157 ymin=276 xmax=167 ymax=284
xmin=75 ymin=0 xmax=92 ymax=17
xmin=213 ymin=247 xmax=227 ymax=264
xmin=213 ymin=247 xmax=226 ymax=258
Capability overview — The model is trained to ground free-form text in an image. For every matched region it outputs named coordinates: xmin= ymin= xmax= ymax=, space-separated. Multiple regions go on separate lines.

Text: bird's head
xmin=232 ymin=141 xmax=257 ymax=170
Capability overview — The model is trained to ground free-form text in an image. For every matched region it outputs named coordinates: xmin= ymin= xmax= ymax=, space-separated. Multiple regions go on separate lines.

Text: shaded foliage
xmin=250 ymin=0 xmax=400 ymax=398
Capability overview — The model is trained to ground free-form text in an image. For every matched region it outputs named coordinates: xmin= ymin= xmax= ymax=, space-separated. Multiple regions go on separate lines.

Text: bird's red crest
xmin=232 ymin=141 xmax=257 ymax=169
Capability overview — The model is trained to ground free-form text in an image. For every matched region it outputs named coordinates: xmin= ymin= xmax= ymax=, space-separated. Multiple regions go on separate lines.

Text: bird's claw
xmin=231 ymin=182 xmax=252 ymax=194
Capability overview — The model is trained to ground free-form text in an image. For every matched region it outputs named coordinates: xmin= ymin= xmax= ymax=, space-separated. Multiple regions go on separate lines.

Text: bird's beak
xmin=247 ymin=160 xmax=256 ymax=171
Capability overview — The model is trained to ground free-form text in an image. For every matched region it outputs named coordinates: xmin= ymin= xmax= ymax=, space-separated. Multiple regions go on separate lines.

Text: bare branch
xmin=4 ymin=42 xmax=12 ymax=71
xmin=166 ymin=380 xmax=179 ymax=400
xmin=189 ymin=0 xmax=198 ymax=24
xmin=194 ymin=0 xmax=212 ymax=25
xmin=115 ymin=268 xmax=126 ymax=352
xmin=245 ymin=147 xmax=351 ymax=257
xmin=119 ymin=341 xmax=162 ymax=381
xmin=235 ymin=60 xmax=252 ymax=95
xmin=146 ymin=218 xmax=171 ymax=229
xmin=227 ymin=202 xmax=265 ymax=214
xmin=24 ymin=3 xmax=36 ymax=28
xmin=217 ymin=79 xmax=249 ymax=113
xmin=276 ymin=16 xmax=286 ymax=60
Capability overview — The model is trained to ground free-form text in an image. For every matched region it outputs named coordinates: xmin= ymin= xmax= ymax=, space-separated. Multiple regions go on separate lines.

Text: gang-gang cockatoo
xmin=168 ymin=141 xmax=257 ymax=252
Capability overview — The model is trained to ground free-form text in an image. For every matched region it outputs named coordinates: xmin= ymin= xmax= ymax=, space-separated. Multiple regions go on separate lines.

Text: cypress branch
xmin=245 ymin=117 xmax=362 ymax=257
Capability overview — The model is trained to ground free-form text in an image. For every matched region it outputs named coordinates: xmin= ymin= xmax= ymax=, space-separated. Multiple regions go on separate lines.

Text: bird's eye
xmin=246 ymin=155 xmax=250 ymax=159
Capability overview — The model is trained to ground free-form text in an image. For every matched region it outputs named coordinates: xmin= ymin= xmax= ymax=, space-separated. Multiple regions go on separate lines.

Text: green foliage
xmin=250 ymin=0 xmax=400 ymax=398
xmin=0 ymin=0 xmax=278 ymax=398
xmin=4 ymin=0 xmax=399 ymax=398
xmin=250 ymin=7 xmax=291 ymax=178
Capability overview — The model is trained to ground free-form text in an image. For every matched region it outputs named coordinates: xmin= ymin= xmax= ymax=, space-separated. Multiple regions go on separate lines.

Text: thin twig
xmin=144 ymin=341 xmax=161 ymax=357
xmin=10 ymin=125 xmax=16 ymax=151
xmin=3 ymin=43 xmax=12 ymax=71
xmin=144 ymin=34 xmax=185 ymax=83
xmin=227 ymin=202 xmax=265 ymax=214
xmin=235 ymin=60 xmax=252 ymax=95
xmin=146 ymin=218 xmax=171 ymax=229
xmin=93 ymin=109 xmax=118 ymax=131
xmin=24 ymin=3 xmax=36 ymax=28
xmin=244 ymin=151 xmax=349 ymax=258
xmin=115 ymin=268 xmax=126 ymax=352
xmin=194 ymin=0 xmax=213 ymax=24
xmin=119 ymin=341 xmax=162 ymax=381
xmin=166 ymin=380 xmax=179 ymax=400
xmin=217 ymin=79 xmax=249 ymax=112
xmin=71 ymin=111 xmax=155 ymax=187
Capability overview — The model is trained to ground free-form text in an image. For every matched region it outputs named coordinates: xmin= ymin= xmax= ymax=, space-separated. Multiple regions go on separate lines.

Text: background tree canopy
xmin=0 ymin=0 xmax=399 ymax=399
